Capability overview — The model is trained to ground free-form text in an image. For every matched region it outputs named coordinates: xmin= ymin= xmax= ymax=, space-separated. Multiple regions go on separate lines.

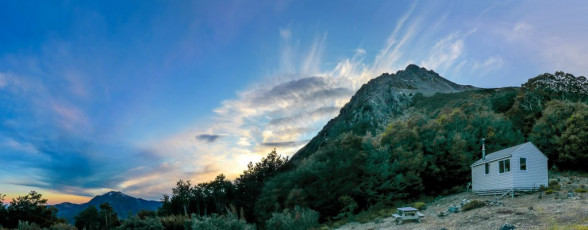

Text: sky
xmin=1 ymin=0 xmax=587 ymax=204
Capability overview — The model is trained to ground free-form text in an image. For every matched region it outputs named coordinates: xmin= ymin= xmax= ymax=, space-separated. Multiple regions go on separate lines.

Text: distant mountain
xmin=290 ymin=64 xmax=476 ymax=162
xmin=54 ymin=191 xmax=161 ymax=224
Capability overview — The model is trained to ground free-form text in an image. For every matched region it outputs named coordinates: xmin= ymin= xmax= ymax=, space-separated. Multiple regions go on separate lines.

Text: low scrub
xmin=18 ymin=221 xmax=41 ymax=230
xmin=118 ymin=216 xmax=164 ymax=230
xmin=413 ymin=202 xmax=427 ymax=210
xmin=266 ymin=206 xmax=319 ymax=230
xmin=548 ymin=180 xmax=561 ymax=190
xmin=190 ymin=214 xmax=254 ymax=230
xmin=160 ymin=215 xmax=190 ymax=230
xmin=461 ymin=200 xmax=486 ymax=211
xmin=353 ymin=207 xmax=395 ymax=224
xmin=49 ymin=223 xmax=76 ymax=230
xmin=545 ymin=189 xmax=555 ymax=195
xmin=574 ymin=188 xmax=587 ymax=193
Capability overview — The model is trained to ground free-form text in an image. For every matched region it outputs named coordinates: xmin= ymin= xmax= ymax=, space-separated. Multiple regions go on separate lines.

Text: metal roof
xmin=398 ymin=207 xmax=418 ymax=211
xmin=471 ymin=142 xmax=531 ymax=167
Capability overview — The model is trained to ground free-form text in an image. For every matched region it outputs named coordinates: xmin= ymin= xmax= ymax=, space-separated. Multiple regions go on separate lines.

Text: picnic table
xmin=392 ymin=207 xmax=425 ymax=225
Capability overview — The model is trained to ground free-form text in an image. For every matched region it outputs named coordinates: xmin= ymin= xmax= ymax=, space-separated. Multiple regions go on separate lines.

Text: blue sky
xmin=1 ymin=0 xmax=587 ymax=203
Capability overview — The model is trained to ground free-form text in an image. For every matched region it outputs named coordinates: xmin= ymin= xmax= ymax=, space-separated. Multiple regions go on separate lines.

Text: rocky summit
xmin=291 ymin=64 xmax=475 ymax=162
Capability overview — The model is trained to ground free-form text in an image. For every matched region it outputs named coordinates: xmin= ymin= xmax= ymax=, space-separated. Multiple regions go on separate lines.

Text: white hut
xmin=471 ymin=141 xmax=548 ymax=195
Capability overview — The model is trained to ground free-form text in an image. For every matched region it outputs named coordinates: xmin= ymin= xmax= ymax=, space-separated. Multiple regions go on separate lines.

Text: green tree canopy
xmin=4 ymin=191 xmax=58 ymax=229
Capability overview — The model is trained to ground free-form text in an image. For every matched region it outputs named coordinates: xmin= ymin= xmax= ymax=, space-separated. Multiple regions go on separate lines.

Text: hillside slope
xmin=291 ymin=64 xmax=475 ymax=162
xmin=255 ymin=66 xmax=588 ymax=223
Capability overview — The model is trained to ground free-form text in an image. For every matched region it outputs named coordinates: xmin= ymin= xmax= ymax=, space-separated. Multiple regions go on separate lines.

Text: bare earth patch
xmin=335 ymin=175 xmax=588 ymax=230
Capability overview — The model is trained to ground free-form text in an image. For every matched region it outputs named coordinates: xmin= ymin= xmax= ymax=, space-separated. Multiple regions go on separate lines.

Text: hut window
xmin=499 ymin=159 xmax=510 ymax=173
xmin=520 ymin=158 xmax=527 ymax=171
xmin=485 ymin=163 xmax=490 ymax=174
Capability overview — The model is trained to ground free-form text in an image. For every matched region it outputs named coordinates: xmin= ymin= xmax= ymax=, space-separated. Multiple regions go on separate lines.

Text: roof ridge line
xmin=511 ymin=142 xmax=529 ymax=154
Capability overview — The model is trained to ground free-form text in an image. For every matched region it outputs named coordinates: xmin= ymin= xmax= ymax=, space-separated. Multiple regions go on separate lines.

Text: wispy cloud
xmin=147 ymin=2 xmax=490 ymax=190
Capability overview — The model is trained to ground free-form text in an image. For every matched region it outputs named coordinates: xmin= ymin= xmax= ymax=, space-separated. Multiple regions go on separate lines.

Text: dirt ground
xmin=336 ymin=175 xmax=588 ymax=230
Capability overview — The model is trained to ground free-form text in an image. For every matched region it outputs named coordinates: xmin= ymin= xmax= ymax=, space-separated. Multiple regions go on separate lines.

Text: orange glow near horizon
xmin=3 ymin=191 xmax=92 ymax=205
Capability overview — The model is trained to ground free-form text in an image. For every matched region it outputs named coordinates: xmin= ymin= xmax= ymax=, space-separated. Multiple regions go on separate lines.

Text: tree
xmin=137 ymin=210 xmax=157 ymax=220
xmin=235 ymin=149 xmax=288 ymax=222
xmin=530 ymin=100 xmax=588 ymax=170
xmin=74 ymin=203 xmax=119 ymax=230
xmin=206 ymin=174 xmax=235 ymax=214
xmin=529 ymin=100 xmax=577 ymax=166
xmin=5 ymin=191 xmax=58 ymax=228
xmin=99 ymin=203 xmax=120 ymax=229
xmin=559 ymin=109 xmax=588 ymax=170
xmin=171 ymin=179 xmax=193 ymax=216
xmin=0 ymin=193 xmax=7 ymax=227
xmin=75 ymin=205 xmax=100 ymax=230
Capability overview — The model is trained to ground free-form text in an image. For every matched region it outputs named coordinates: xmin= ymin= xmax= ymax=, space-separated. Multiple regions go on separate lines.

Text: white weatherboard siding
xmin=512 ymin=144 xmax=548 ymax=190
xmin=471 ymin=142 xmax=548 ymax=195
xmin=472 ymin=159 xmax=513 ymax=192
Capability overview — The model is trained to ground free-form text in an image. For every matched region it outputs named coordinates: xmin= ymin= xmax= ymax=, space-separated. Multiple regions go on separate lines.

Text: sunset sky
xmin=1 ymin=0 xmax=587 ymax=204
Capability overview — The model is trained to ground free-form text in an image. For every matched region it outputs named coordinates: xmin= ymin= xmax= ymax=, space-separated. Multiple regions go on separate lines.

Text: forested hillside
xmin=154 ymin=66 xmax=588 ymax=229
xmin=290 ymin=64 xmax=476 ymax=162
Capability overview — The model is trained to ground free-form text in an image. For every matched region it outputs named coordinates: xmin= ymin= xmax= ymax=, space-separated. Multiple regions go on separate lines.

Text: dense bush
xmin=17 ymin=221 xmax=41 ymax=230
xmin=548 ymin=180 xmax=561 ymax=190
xmin=118 ymin=216 xmax=164 ymax=230
xmin=413 ymin=202 xmax=426 ymax=210
xmin=159 ymin=215 xmax=190 ymax=230
xmin=461 ymin=200 xmax=486 ymax=211
xmin=49 ymin=223 xmax=77 ymax=230
xmin=266 ymin=206 xmax=319 ymax=230
xmin=190 ymin=214 xmax=254 ymax=230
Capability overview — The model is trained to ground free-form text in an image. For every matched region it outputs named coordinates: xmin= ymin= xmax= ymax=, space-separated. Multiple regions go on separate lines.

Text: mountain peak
xmin=103 ymin=191 xmax=126 ymax=196
xmin=54 ymin=191 xmax=161 ymax=223
xmin=405 ymin=63 xmax=424 ymax=72
xmin=290 ymin=67 xmax=475 ymax=162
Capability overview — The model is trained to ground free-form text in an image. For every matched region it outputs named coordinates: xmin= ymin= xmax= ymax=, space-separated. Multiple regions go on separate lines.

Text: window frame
xmin=499 ymin=159 xmax=511 ymax=173
xmin=485 ymin=163 xmax=490 ymax=175
xmin=520 ymin=158 xmax=527 ymax=171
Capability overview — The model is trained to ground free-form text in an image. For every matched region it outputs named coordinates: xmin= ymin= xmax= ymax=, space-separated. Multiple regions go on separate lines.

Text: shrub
xmin=413 ymin=202 xmax=427 ymax=210
xmin=118 ymin=216 xmax=164 ymax=230
xmin=461 ymin=200 xmax=486 ymax=211
xmin=49 ymin=223 xmax=76 ymax=230
xmin=575 ymin=188 xmax=587 ymax=193
xmin=190 ymin=213 xmax=254 ymax=230
xmin=18 ymin=221 xmax=41 ymax=230
xmin=544 ymin=189 xmax=555 ymax=195
xmin=335 ymin=196 xmax=358 ymax=220
xmin=138 ymin=210 xmax=158 ymax=220
xmin=266 ymin=206 xmax=320 ymax=230
xmin=353 ymin=207 xmax=395 ymax=224
xmin=539 ymin=185 xmax=547 ymax=192
xmin=160 ymin=215 xmax=190 ymax=230
xmin=548 ymin=180 xmax=561 ymax=190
